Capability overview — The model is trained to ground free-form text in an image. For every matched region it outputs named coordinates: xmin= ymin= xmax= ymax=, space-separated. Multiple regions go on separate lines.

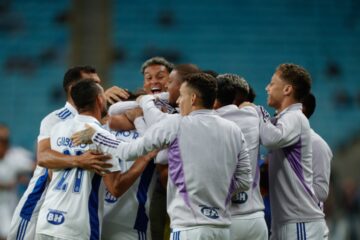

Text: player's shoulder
xmin=41 ymin=105 xmax=76 ymax=127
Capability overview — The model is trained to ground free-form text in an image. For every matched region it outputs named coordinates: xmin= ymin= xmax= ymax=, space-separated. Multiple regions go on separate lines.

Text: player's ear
xmin=283 ymin=84 xmax=292 ymax=96
xmin=191 ymin=92 xmax=197 ymax=106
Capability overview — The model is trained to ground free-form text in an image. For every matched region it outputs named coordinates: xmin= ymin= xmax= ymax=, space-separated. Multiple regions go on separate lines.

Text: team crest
xmin=232 ymin=192 xmax=248 ymax=204
xmin=47 ymin=210 xmax=65 ymax=225
xmin=199 ymin=205 xmax=219 ymax=219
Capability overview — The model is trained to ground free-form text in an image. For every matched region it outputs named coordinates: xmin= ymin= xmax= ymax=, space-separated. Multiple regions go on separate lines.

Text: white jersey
xmin=102 ymin=128 xmax=156 ymax=240
xmin=257 ymin=103 xmax=324 ymax=228
xmin=310 ymin=129 xmax=332 ymax=205
xmin=216 ymin=105 xmax=264 ymax=216
xmin=91 ymin=109 xmax=252 ymax=229
xmin=36 ymin=115 xmax=120 ymax=240
xmin=8 ymin=102 xmax=77 ymax=240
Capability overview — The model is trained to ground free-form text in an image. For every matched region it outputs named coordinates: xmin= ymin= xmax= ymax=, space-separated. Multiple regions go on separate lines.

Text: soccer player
xmin=102 ymin=101 xmax=157 ymax=240
xmin=72 ymin=73 xmax=252 ymax=240
xmin=302 ymin=93 xmax=332 ymax=238
xmin=214 ymin=74 xmax=268 ymax=240
xmin=7 ymin=66 xmax=125 ymax=240
xmin=257 ymin=63 xmax=327 ymax=239
xmin=35 ymin=79 xmax=155 ymax=240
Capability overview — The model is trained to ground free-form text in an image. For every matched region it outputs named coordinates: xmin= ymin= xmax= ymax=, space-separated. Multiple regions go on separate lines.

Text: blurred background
xmin=0 ymin=0 xmax=359 ymax=239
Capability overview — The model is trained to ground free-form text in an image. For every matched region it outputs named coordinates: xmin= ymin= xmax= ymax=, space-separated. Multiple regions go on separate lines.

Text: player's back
xmin=217 ymin=105 xmax=264 ymax=215
xmin=168 ymin=110 xmax=249 ymax=228
xmin=36 ymin=115 xmax=111 ymax=240
xmin=102 ymin=129 xmax=156 ymax=240
xmin=8 ymin=103 xmax=76 ymax=240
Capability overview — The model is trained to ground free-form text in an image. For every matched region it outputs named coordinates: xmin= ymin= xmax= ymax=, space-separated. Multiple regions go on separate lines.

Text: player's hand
xmin=143 ymin=149 xmax=160 ymax=162
xmin=125 ymin=107 xmax=143 ymax=122
xmin=71 ymin=124 xmax=96 ymax=146
xmin=75 ymin=151 xmax=113 ymax=175
xmin=105 ymin=86 xmax=130 ymax=104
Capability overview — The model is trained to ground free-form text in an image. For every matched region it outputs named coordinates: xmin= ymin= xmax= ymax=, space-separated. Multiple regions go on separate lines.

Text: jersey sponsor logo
xmin=104 ymin=190 xmax=118 ymax=203
xmin=47 ymin=210 xmax=65 ymax=225
xmin=232 ymin=192 xmax=248 ymax=204
xmin=114 ymin=130 xmax=139 ymax=140
xmin=199 ymin=205 xmax=219 ymax=219
xmin=56 ymin=137 xmax=86 ymax=149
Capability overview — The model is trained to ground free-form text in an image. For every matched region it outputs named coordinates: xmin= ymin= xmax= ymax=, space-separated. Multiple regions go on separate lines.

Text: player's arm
xmin=312 ymin=139 xmax=332 ymax=202
xmin=256 ymin=106 xmax=300 ymax=149
xmin=37 ymin=138 xmax=112 ymax=175
xmin=138 ymin=95 xmax=169 ymax=126
xmin=232 ymin=133 xmax=252 ymax=194
xmin=72 ymin=115 xmax=179 ymax=161
xmin=103 ymin=150 xmax=157 ymax=198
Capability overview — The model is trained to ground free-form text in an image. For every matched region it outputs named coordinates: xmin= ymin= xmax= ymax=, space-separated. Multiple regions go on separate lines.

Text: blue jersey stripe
xmin=88 ymin=174 xmax=101 ymax=240
xmin=133 ymin=160 xmax=155 ymax=233
xmin=19 ymin=169 xmax=49 ymax=220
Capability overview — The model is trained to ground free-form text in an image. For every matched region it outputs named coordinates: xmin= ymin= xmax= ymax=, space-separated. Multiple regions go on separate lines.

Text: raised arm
xmin=256 ymin=106 xmax=301 ymax=149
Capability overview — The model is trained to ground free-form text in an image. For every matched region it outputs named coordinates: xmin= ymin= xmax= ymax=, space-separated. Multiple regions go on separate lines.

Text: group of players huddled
xmin=7 ymin=57 xmax=332 ymax=240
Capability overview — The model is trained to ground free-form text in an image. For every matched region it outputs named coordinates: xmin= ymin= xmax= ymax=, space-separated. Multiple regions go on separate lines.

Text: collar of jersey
xmin=216 ymin=104 xmax=238 ymax=115
xmin=189 ymin=109 xmax=215 ymax=116
xmin=276 ymin=103 xmax=302 ymax=118
xmin=65 ymin=101 xmax=79 ymax=115
xmin=75 ymin=114 xmax=101 ymax=126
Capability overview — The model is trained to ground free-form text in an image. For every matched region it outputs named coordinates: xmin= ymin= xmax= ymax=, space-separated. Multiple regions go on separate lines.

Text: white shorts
xmin=230 ymin=211 xmax=268 ymax=240
xmin=270 ymin=220 xmax=328 ymax=240
xmin=101 ymin=222 xmax=151 ymax=240
xmin=170 ymin=226 xmax=230 ymax=240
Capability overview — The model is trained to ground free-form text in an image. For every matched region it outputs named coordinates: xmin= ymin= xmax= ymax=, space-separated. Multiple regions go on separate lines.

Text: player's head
xmin=141 ymin=56 xmax=174 ymax=94
xmin=168 ymin=64 xmax=201 ymax=106
xmin=247 ymin=85 xmax=256 ymax=103
xmin=301 ymin=92 xmax=316 ymax=119
xmin=0 ymin=123 xmax=10 ymax=159
xmin=216 ymin=73 xmax=249 ymax=107
xmin=213 ymin=74 xmax=236 ymax=109
xmin=63 ymin=66 xmax=100 ymax=97
xmin=266 ymin=63 xmax=312 ymax=111
xmin=70 ymin=79 xmax=107 ymax=119
xmin=177 ymin=72 xmax=217 ymax=116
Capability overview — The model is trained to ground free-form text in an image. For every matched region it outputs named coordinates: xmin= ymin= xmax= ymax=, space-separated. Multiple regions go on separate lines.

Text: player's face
xmin=81 ymin=72 xmax=101 ymax=84
xmin=266 ymin=71 xmax=287 ymax=110
xmin=143 ymin=65 xmax=169 ymax=94
xmin=177 ymin=82 xmax=193 ymax=116
xmin=167 ymin=70 xmax=182 ymax=106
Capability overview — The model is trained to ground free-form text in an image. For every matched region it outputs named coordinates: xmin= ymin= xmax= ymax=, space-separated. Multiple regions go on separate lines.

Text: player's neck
xmin=79 ymin=110 xmax=101 ymax=122
xmin=276 ymin=98 xmax=298 ymax=113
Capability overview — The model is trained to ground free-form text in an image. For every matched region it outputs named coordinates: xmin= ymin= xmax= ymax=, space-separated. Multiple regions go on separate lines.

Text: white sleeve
xmin=154 ymin=149 xmax=169 ymax=164
xmin=134 ymin=117 xmax=147 ymax=136
xmin=139 ymin=95 xmax=169 ymax=127
xmin=90 ymin=126 xmax=122 ymax=172
xmin=312 ymin=137 xmax=332 ymax=202
xmin=232 ymin=133 xmax=252 ymax=193
xmin=38 ymin=115 xmax=54 ymax=142
xmin=257 ymin=106 xmax=301 ymax=149
xmin=92 ymin=115 xmax=180 ymax=161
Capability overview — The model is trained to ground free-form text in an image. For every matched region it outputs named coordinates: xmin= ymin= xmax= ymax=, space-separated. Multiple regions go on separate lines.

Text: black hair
xmin=183 ymin=73 xmax=217 ymax=109
xmin=63 ymin=65 xmax=97 ymax=94
xmin=301 ymin=92 xmax=316 ymax=119
xmin=70 ymin=79 xmax=102 ymax=113
xmin=215 ymin=76 xmax=236 ymax=106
